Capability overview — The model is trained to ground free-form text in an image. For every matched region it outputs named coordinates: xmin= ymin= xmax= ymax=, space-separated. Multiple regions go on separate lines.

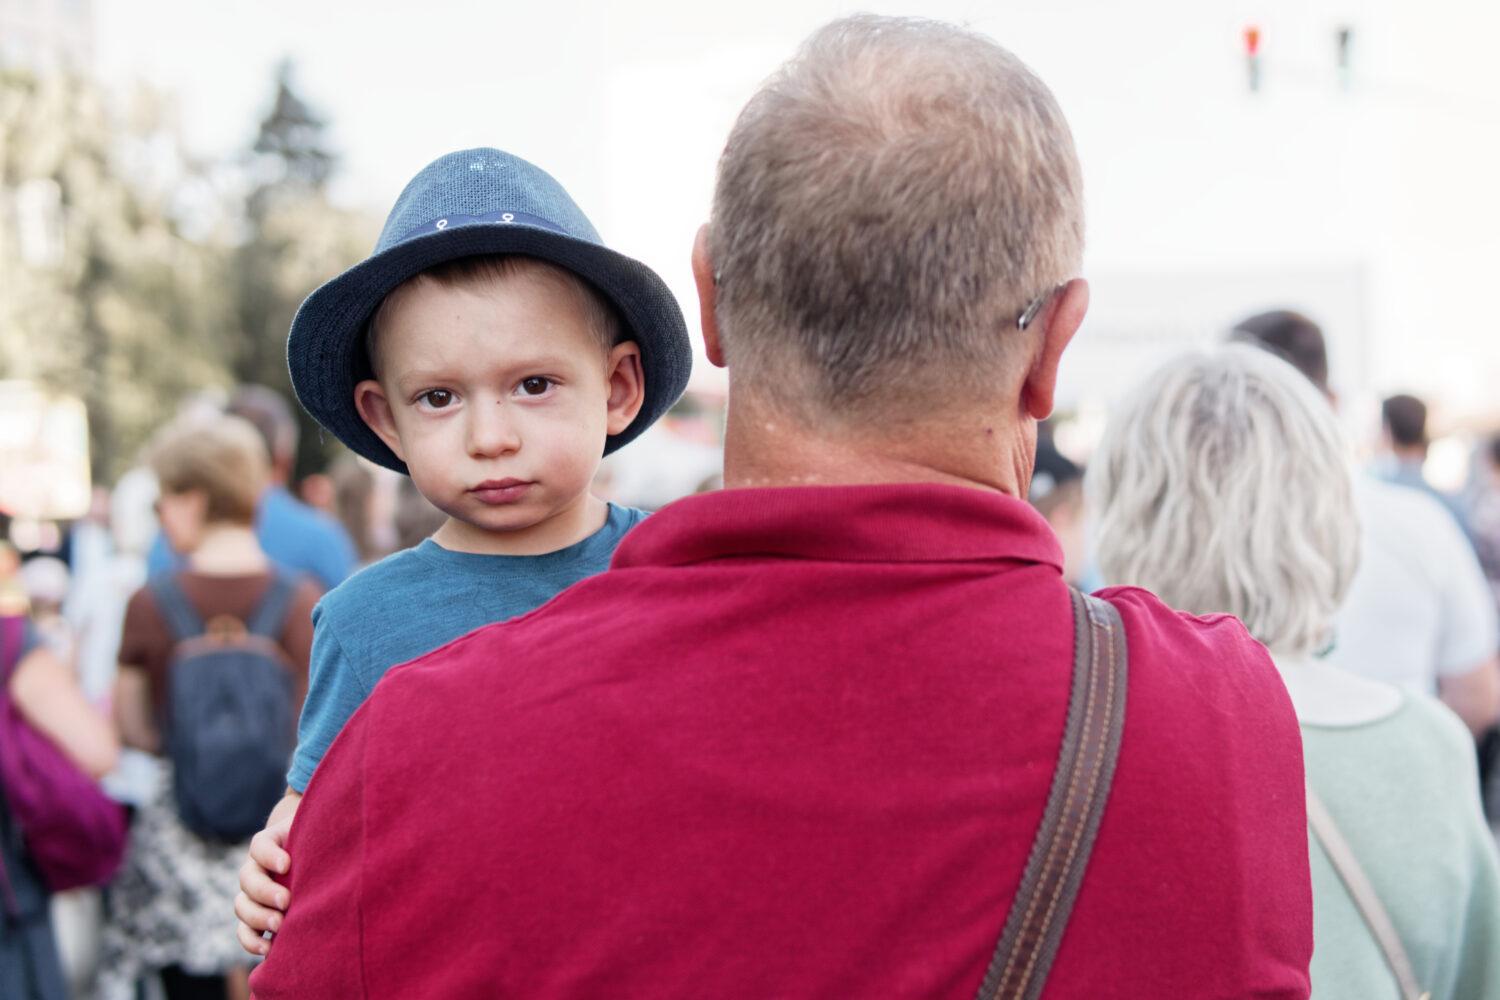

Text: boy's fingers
xmin=235 ymin=911 xmax=273 ymax=957
xmin=248 ymin=826 xmax=291 ymax=875
xmin=239 ymin=856 xmax=291 ymax=911
xmin=234 ymin=890 xmax=283 ymax=935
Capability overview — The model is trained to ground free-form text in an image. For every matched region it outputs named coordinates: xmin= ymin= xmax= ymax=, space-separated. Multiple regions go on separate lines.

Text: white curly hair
xmin=1086 ymin=344 xmax=1360 ymax=656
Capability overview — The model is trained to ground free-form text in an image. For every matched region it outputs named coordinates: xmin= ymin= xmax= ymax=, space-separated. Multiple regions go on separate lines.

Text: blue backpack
xmin=149 ymin=572 xmax=298 ymax=843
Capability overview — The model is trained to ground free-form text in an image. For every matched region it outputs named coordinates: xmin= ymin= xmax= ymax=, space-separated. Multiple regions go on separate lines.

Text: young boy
xmin=233 ymin=148 xmax=691 ymax=954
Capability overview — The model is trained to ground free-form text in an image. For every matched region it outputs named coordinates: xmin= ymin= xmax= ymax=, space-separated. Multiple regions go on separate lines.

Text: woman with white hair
xmin=1088 ymin=344 xmax=1500 ymax=1000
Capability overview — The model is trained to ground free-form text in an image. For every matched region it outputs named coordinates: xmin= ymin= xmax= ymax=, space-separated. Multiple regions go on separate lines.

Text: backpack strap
xmin=245 ymin=572 xmax=299 ymax=639
xmin=0 ymin=615 xmax=22 ymax=685
xmin=1306 ymin=784 xmax=1429 ymax=1000
xmin=0 ymin=616 xmax=26 ymax=918
xmin=148 ymin=573 xmax=205 ymax=641
xmin=975 ymin=589 xmax=1129 ymax=1000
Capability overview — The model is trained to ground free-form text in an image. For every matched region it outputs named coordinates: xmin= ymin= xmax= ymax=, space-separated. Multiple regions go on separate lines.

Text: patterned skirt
xmin=96 ymin=763 xmax=253 ymax=1000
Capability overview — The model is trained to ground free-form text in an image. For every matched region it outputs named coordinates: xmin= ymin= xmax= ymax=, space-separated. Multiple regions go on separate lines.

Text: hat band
xmin=399 ymin=210 xmax=568 ymax=242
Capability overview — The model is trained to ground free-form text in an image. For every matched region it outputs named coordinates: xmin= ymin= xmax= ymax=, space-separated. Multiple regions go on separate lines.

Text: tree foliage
xmin=234 ymin=60 xmax=373 ymax=479
xmin=1 ymin=60 xmax=374 ymax=484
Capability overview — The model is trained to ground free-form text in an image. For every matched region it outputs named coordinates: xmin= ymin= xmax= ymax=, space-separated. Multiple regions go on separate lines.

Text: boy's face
xmin=354 ymin=271 xmax=643 ymax=554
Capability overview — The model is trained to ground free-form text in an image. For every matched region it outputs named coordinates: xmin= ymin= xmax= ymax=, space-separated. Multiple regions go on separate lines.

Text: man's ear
xmin=353 ymin=380 xmax=407 ymax=462
xmin=691 ymin=224 xmax=726 ymax=368
xmin=604 ymin=342 xmax=646 ymax=436
xmin=1021 ymin=278 xmax=1089 ymax=421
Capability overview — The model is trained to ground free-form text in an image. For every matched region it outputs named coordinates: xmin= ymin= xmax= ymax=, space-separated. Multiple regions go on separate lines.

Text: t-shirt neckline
xmin=414 ymin=502 xmax=636 ymax=568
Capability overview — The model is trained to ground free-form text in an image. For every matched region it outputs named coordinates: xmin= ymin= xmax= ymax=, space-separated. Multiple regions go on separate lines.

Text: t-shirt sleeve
xmin=287 ymin=605 xmax=371 ymax=793
xmin=248 ymin=703 xmax=368 ymax=1000
xmin=1430 ymin=513 xmax=1500 ymax=676
xmin=117 ymin=586 xmax=173 ymax=703
xmin=278 ymin=580 xmax=322 ymax=711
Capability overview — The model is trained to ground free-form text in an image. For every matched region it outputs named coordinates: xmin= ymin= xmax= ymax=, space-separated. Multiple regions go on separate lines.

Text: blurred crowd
xmin=0 ymin=380 xmax=725 ymax=998
xmin=5 ymin=322 xmax=1500 ymax=997
xmin=3 ymin=12 xmax=1500 ymax=1000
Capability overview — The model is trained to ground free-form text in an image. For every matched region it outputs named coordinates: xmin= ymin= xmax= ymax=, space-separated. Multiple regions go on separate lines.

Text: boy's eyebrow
xmin=392 ymin=354 xmax=588 ymax=390
xmin=391 ymin=367 xmax=459 ymax=393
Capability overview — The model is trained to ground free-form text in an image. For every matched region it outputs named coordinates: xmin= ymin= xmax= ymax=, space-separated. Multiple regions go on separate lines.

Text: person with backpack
xmin=102 ymin=414 xmax=319 ymax=1000
xmin=1 ymin=609 xmax=119 ymax=1000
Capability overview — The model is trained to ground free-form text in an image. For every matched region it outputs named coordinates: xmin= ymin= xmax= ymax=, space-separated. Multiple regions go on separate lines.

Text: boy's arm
xmin=287 ymin=615 xmax=371 ymax=792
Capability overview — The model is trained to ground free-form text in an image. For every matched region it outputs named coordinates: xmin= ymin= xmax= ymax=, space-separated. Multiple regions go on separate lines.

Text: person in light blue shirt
xmin=232 ymin=147 xmax=692 ymax=956
xmin=147 ymin=386 xmax=357 ymax=591
xmin=1375 ymin=392 xmax=1473 ymax=539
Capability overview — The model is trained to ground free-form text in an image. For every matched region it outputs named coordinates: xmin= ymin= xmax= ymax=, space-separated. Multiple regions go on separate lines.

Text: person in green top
xmin=1088 ymin=343 xmax=1500 ymax=1000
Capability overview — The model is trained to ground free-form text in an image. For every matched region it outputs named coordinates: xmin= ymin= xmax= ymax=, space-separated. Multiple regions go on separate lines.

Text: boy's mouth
xmin=469 ymin=479 xmax=534 ymax=505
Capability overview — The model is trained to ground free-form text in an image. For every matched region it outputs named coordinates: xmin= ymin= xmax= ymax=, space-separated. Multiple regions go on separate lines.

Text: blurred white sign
xmin=0 ymin=381 xmax=92 ymax=520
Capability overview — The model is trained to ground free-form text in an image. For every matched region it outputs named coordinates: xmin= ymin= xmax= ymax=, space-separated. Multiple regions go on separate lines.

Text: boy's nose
xmin=466 ymin=402 xmax=522 ymax=459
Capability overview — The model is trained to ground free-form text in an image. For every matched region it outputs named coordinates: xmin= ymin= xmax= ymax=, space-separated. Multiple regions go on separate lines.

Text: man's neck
xmin=188 ymin=525 xmax=270 ymax=576
xmin=1392 ymin=446 xmax=1426 ymax=468
xmin=721 ymin=394 xmax=1036 ymax=498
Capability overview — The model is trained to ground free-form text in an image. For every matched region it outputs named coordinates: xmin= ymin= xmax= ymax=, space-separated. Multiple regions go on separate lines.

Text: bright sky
xmin=94 ymin=0 xmax=1500 ymax=436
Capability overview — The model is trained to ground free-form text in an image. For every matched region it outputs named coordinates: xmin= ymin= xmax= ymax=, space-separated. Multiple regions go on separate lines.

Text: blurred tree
xmin=250 ymin=60 xmax=336 ymax=198
xmin=1 ymin=59 xmax=374 ymax=487
xmin=231 ymin=60 xmax=373 ymax=480
xmin=0 ymin=68 xmax=233 ymax=483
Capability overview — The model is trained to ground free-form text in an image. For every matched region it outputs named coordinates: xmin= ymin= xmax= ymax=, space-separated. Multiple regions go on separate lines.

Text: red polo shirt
xmin=251 ymin=484 xmax=1312 ymax=999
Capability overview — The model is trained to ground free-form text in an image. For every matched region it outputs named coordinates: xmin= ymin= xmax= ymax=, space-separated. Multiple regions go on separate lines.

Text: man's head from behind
xmin=1231 ymin=310 xmax=1331 ymax=397
xmin=228 ymin=385 xmax=299 ymax=485
xmin=700 ymin=15 xmax=1086 ymax=432
xmin=1381 ymin=393 xmax=1428 ymax=457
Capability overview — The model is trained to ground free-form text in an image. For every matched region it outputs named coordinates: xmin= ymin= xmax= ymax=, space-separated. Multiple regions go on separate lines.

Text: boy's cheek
xmin=395 ymin=416 xmax=455 ymax=454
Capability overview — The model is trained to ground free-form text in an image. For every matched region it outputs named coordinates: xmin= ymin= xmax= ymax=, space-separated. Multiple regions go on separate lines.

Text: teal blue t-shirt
xmin=287 ymin=504 xmax=647 ymax=791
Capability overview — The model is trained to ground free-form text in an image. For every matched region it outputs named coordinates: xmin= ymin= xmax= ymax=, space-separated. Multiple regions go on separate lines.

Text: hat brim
xmin=286 ymin=222 xmax=692 ymax=474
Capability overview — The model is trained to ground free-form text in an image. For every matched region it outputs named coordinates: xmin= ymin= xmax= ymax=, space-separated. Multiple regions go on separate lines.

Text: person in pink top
xmin=251 ymin=15 xmax=1313 ymax=998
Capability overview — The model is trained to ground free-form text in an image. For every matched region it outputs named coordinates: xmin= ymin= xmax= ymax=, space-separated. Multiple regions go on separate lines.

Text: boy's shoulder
xmin=314 ymin=544 xmax=440 ymax=624
xmin=615 ymin=504 xmax=650 ymax=533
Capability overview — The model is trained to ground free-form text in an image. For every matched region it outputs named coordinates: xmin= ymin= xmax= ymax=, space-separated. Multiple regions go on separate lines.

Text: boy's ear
xmin=353 ymin=380 xmax=407 ymax=462
xmin=604 ymin=342 xmax=646 ymax=436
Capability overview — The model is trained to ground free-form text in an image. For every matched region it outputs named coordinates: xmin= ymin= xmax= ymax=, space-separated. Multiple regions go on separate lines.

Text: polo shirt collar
xmin=612 ymin=483 xmax=1063 ymax=571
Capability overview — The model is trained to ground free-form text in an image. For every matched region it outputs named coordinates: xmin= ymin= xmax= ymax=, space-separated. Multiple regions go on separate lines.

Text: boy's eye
xmin=418 ymin=389 xmax=454 ymax=409
xmin=519 ymin=377 xmax=553 ymax=396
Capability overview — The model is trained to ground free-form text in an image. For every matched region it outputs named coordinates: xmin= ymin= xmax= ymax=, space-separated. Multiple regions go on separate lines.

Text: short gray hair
xmin=710 ymin=15 xmax=1084 ymax=417
xmin=1086 ymin=344 xmax=1360 ymax=657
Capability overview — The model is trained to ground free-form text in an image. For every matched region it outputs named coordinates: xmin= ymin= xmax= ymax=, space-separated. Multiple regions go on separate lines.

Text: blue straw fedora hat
xmin=287 ymin=147 xmax=692 ymax=473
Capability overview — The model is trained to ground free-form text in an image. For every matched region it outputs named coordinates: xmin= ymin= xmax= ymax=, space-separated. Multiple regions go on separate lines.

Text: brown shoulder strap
xmin=975 ymin=590 xmax=1129 ymax=1000
xmin=1305 ymin=784 xmax=1429 ymax=1000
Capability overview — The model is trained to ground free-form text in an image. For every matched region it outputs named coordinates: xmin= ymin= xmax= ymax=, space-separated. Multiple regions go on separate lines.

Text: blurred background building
xmin=4 ymin=0 xmax=1500 ymax=507
xmin=0 ymin=0 xmax=93 ymax=74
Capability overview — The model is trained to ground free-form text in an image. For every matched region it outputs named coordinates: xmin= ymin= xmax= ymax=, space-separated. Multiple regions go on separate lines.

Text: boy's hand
xmin=234 ymin=790 xmax=302 ymax=956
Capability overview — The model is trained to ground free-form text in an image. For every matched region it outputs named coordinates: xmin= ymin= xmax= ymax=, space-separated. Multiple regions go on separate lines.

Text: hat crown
xmin=375 ymin=148 xmax=602 ymax=254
